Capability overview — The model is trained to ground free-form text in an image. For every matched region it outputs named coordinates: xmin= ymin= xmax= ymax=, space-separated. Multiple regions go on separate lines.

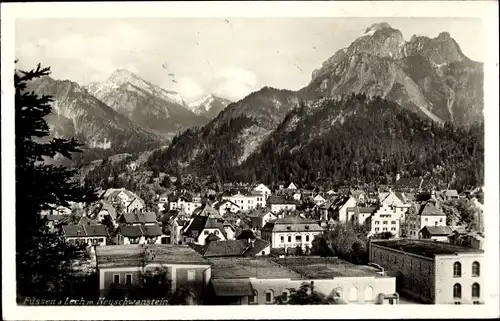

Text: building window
xmin=453 ymin=283 xmax=462 ymax=299
xmin=214 ymin=230 xmax=219 ymax=235
xmin=453 ymin=262 xmax=462 ymax=277
xmin=391 ymin=221 xmax=396 ymax=224
xmin=472 ymin=283 xmax=480 ymax=298
xmin=375 ymin=227 xmax=379 ymax=232
xmin=473 ymin=301 xmax=481 ymax=305
xmin=375 ymin=221 xmax=379 ymax=225
xmin=99 ymin=238 xmax=104 ymax=243
xmin=280 ymin=236 xmax=284 ymax=243
xmin=288 ymin=236 xmax=291 ymax=242
xmin=295 ymin=235 xmax=302 ymax=241
xmin=391 ymin=227 xmax=396 ymax=231
xmin=306 ymin=235 xmax=310 ymax=242
xmin=204 ymin=231 xmax=209 ymax=235
xmin=364 ymin=286 xmax=374 ymax=302
xmin=349 ymin=287 xmax=358 ymax=302
xmin=383 ymin=228 xmax=387 ymax=231
xmin=113 ymin=274 xmax=120 ymax=285
xmin=249 ymin=290 xmax=258 ymax=304
xmin=265 ymin=290 xmax=274 ymax=303
xmin=472 ymin=262 xmax=480 ymax=277
xmin=454 ymin=301 xmax=461 ymax=305
xmin=282 ymin=290 xmax=290 ymax=302
xmin=425 ymin=218 xmax=428 ymax=222
xmin=125 ymin=274 xmax=132 ymax=285
xmin=187 ymin=270 xmax=195 ymax=281
xmin=383 ymin=221 xmax=388 ymax=225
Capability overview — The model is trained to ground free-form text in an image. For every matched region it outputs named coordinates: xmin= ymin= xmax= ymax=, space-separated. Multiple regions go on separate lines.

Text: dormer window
xmin=305 ymin=226 xmax=310 ymax=230
xmin=287 ymin=226 xmax=291 ymax=230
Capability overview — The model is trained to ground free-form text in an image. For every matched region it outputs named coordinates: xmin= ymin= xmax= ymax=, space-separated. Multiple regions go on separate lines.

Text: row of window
xmin=374 ymin=221 xmax=397 ymax=225
xmin=453 ymin=262 xmax=480 ymax=277
xmin=280 ymin=234 xmax=311 ymax=243
xmin=248 ymin=286 xmax=374 ymax=304
xmin=374 ymin=227 xmax=397 ymax=232
xmin=453 ymin=283 xmax=480 ymax=299
xmin=112 ymin=270 xmax=196 ymax=285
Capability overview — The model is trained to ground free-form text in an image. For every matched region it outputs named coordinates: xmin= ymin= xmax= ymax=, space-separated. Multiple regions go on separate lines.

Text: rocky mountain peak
xmin=364 ymin=22 xmax=393 ymax=34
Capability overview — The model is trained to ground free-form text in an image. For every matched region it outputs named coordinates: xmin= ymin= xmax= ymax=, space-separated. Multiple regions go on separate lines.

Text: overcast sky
xmin=15 ymin=18 xmax=483 ymax=103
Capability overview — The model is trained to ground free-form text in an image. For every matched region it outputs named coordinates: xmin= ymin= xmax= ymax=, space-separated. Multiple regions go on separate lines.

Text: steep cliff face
xmin=87 ymin=69 xmax=208 ymax=134
xmin=28 ymin=76 xmax=165 ymax=156
xmin=304 ymin=22 xmax=483 ymax=126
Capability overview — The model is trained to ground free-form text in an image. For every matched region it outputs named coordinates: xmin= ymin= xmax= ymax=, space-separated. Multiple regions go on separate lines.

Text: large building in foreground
xmin=95 ymin=245 xmax=211 ymax=302
xmin=205 ymin=257 xmax=398 ymax=305
xmin=369 ymin=239 xmax=483 ymax=304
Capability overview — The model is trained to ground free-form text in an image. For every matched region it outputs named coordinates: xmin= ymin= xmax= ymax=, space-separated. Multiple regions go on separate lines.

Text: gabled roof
xmin=192 ymin=204 xmax=222 ymax=218
xmin=96 ymin=244 xmax=210 ymax=268
xmin=212 ymin=199 xmax=240 ymax=210
xmin=261 ymin=216 xmax=323 ymax=233
xmin=420 ymin=226 xmax=453 ymax=236
xmin=99 ymin=201 xmax=117 ymax=219
xmin=418 ymin=202 xmax=446 ymax=217
xmin=206 ymin=233 xmax=222 ymax=242
xmin=63 ymin=224 xmax=108 ymax=237
xmin=118 ymin=223 xmax=162 ymax=238
xmin=248 ymin=209 xmax=275 ymax=218
xmin=268 ymin=195 xmax=297 ymax=205
xmin=331 ymin=196 xmax=354 ymax=211
xmin=182 ymin=213 xmax=228 ymax=240
xmin=121 ymin=212 xmax=157 ymax=224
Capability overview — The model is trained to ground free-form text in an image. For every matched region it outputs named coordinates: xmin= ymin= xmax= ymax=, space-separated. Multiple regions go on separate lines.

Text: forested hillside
xmin=233 ymin=94 xmax=483 ymax=189
xmin=144 ymin=93 xmax=482 ymax=190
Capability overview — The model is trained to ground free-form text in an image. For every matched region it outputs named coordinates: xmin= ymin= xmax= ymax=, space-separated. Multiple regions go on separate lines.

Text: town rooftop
xmin=209 ymin=257 xmax=303 ymax=279
xmin=371 ymin=239 xmax=484 ymax=258
xmin=95 ymin=244 xmax=210 ymax=268
xmin=273 ymin=257 xmax=383 ymax=278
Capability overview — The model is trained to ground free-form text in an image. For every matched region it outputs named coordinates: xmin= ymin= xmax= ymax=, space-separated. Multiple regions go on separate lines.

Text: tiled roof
xmin=419 ymin=202 xmax=445 ymax=216
xmin=212 ymin=199 xmax=239 ymax=210
xmin=96 ymin=244 xmax=210 ymax=268
xmin=119 ymin=224 xmax=162 ymax=238
xmin=243 ymin=239 xmax=271 ymax=257
xmin=261 ymin=216 xmax=323 ymax=233
xmin=371 ymin=239 xmax=484 ymax=258
xmin=209 ymin=257 xmax=303 ymax=279
xmin=205 ymin=233 xmax=222 ymax=242
xmin=62 ymin=224 xmax=108 ymax=237
xmin=192 ymin=204 xmax=221 ymax=218
xmin=420 ymin=226 xmax=453 ymax=236
xmin=182 ymin=213 xmax=227 ymax=240
xmin=268 ymin=195 xmax=297 ymax=205
xmin=121 ymin=212 xmax=157 ymax=224
xmin=211 ymin=279 xmax=254 ymax=296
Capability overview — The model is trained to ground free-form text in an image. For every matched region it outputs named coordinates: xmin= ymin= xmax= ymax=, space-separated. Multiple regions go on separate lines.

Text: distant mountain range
xmin=146 ymin=22 xmax=484 ymax=186
xmin=27 ymin=69 xmax=232 ymax=160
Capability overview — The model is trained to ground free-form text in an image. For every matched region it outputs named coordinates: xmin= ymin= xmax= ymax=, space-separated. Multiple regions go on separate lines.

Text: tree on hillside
xmin=236 ymin=229 xmax=256 ymax=240
xmin=15 ymin=63 xmax=98 ymax=302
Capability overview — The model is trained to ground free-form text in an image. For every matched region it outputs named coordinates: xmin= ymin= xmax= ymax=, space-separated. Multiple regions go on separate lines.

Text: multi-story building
xmin=404 ymin=202 xmax=447 ymax=239
xmin=369 ymin=239 xmax=484 ymax=304
xmin=212 ymin=199 xmax=240 ymax=216
xmin=368 ymin=204 xmax=401 ymax=237
xmin=62 ymin=224 xmax=109 ymax=247
xmin=252 ymin=184 xmax=272 ymax=200
xmin=260 ymin=216 xmax=323 ymax=250
xmin=205 ymin=257 xmax=398 ymax=305
xmin=268 ymin=195 xmax=297 ymax=214
xmin=95 ymin=244 xmax=212 ymax=303
xmin=331 ymin=196 xmax=357 ymax=222
xmin=168 ymin=193 xmax=202 ymax=216
xmin=181 ymin=204 xmax=235 ymax=245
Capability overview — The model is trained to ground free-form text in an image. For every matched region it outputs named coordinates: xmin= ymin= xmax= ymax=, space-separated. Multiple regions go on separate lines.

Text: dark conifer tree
xmin=15 ymin=64 xmax=98 ymax=302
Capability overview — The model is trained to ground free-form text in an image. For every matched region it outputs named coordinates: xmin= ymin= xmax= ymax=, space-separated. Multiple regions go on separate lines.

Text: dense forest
xmin=233 ymin=94 xmax=483 ymax=190
xmin=141 ymin=93 xmax=483 ymax=191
